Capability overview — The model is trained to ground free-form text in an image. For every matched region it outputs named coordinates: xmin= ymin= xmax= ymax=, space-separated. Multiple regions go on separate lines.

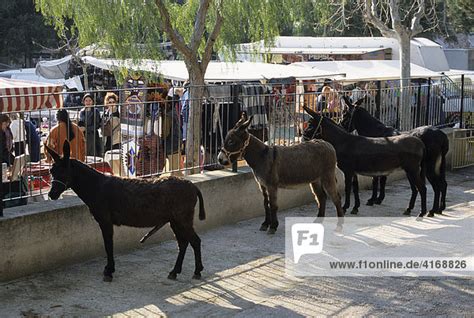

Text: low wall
xmin=0 ymin=165 xmax=407 ymax=282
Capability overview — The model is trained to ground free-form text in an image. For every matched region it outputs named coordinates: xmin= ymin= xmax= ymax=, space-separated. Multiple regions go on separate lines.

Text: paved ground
xmin=1 ymin=167 xmax=473 ymax=317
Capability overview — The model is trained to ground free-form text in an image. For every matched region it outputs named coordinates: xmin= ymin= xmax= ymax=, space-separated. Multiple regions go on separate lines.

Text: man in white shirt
xmin=9 ymin=113 xmax=26 ymax=156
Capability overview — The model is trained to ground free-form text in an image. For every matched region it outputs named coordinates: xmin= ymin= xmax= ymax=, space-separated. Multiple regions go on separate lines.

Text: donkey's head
xmin=217 ymin=115 xmax=253 ymax=165
xmin=302 ymin=106 xmax=325 ymax=141
xmin=339 ymin=95 xmax=365 ymax=133
xmin=45 ymin=141 xmax=72 ymax=200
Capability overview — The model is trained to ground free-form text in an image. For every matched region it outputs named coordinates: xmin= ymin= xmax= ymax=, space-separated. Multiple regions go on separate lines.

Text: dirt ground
xmin=1 ymin=167 xmax=473 ymax=317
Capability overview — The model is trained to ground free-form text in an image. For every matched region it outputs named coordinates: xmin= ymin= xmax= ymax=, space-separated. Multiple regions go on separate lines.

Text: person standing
xmin=45 ymin=109 xmax=85 ymax=162
xmin=24 ymin=120 xmax=41 ymax=162
xmin=78 ymin=93 xmax=102 ymax=157
xmin=0 ymin=114 xmax=14 ymax=166
xmin=102 ymin=92 xmax=121 ymax=151
xmin=9 ymin=113 xmax=26 ymax=156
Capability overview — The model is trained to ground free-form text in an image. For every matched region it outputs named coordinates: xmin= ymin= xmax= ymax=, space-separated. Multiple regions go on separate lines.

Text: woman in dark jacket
xmin=24 ymin=120 xmax=41 ymax=162
xmin=78 ymin=93 xmax=102 ymax=157
xmin=0 ymin=114 xmax=14 ymax=166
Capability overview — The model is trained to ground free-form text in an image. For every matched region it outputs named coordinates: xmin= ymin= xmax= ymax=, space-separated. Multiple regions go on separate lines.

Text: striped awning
xmin=0 ymin=78 xmax=63 ymax=112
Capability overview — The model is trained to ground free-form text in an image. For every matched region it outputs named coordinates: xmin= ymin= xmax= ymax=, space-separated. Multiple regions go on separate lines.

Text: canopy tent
xmin=292 ymin=60 xmax=441 ymax=82
xmin=36 ymin=56 xmax=344 ymax=83
xmin=0 ymin=67 xmax=82 ymax=90
xmin=0 ymin=78 xmax=63 ymax=112
xmin=35 ymin=55 xmax=73 ymax=79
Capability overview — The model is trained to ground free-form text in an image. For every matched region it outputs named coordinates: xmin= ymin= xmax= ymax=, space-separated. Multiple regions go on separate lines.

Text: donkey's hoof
xmin=417 ymin=211 xmax=426 ymax=218
xmin=375 ymin=198 xmax=383 ymax=205
xmin=350 ymin=208 xmax=359 ymax=215
xmin=103 ymin=275 xmax=113 ymax=282
xmin=259 ymin=224 xmax=269 ymax=231
xmin=366 ymin=200 xmax=374 ymax=206
xmin=427 ymin=212 xmax=435 ymax=217
xmin=335 ymin=225 xmax=343 ymax=235
xmin=192 ymin=273 xmax=202 ymax=280
xmin=403 ymin=209 xmax=411 ymax=216
xmin=267 ymin=228 xmax=277 ymax=235
xmin=168 ymin=272 xmax=177 ymax=280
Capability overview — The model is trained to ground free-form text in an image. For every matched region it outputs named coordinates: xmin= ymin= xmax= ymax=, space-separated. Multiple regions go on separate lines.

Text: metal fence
xmin=0 ymin=76 xmax=473 ymax=211
xmin=451 ymin=129 xmax=474 ymax=170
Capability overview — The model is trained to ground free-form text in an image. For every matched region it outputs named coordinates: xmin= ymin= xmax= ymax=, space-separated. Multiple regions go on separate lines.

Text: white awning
xmin=254 ymin=47 xmax=386 ymax=55
xmin=81 ymin=57 xmax=343 ymax=82
xmin=292 ymin=60 xmax=441 ymax=82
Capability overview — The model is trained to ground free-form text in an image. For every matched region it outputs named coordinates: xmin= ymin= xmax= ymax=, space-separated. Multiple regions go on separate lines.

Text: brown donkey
xmin=46 ymin=141 xmax=205 ymax=282
xmin=218 ymin=116 xmax=344 ymax=234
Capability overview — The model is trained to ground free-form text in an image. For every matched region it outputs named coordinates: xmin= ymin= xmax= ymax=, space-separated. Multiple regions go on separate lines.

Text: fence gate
xmin=451 ymin=129 xmax=474 ymax=170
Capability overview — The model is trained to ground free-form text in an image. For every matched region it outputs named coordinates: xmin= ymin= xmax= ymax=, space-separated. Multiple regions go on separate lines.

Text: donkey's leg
xmin=322 ymin=176 xmax=344 ymax=232
xmin=375 ymin=176 xmax=387 ymax=204
xmin=99 ymin=221 xmax=115 ymax=282
xmin=404 ymin=172 xmax=418 ymax=216
xmin=310 ymin=180 xmax=326 ymax=217
xmin=439 ymin=155 xmax=448 ymax=213
xmin=342 ymin=172 xmax=353 ymax=212
xmin=259 ymin=184 xmax=271 ymax=231
xmin=414 ymin=168 xmax=428 ymax=218
xmin=187 ymin=229 xmax=204 ymax=279
xmin=367 ymin=177 xmax=379 ymax=206
xmin=168 ymin=222 xmax=189 ymax=280
xmin=267 ymin=188 xmax=279 ymax=235
xmin=351 ymin=175 xmax=360 ymax=214
xmin=426 ymin=169 xmax=440 ymax=214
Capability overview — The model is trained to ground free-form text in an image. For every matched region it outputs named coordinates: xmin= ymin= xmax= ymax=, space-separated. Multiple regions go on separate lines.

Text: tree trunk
xmin=184 ymin=63 xmax=205 ymax=175
xmin=398 ymin=35 xmax=412 ymax=131
xmin=82 ymin=64 xmax=89 ymax=91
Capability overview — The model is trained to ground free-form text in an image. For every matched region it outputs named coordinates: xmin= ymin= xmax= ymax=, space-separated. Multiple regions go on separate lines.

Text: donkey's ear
xmin=45 ymin=144 xmax=61 ymax=162
xmin=340 ymin=95 xmax=353 ymax=108
xmin=234 ymin=116 xmax=246 ymax=128
xmin=355 ymin=97 xmax=365 ymax=107
xmin=63 ymin=140 xmax=71 ymax=161
xmin=238 ymin=115 xmax=253 ymax=131
xmin=303 ymin=106 xmax=319 ymax=119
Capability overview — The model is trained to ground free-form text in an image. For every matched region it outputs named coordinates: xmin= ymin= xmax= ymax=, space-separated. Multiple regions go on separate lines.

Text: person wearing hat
xmin=78 ymin=93 xmax=103 ymax=157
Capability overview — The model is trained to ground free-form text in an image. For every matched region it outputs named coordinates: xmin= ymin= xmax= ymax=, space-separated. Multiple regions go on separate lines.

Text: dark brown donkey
xmin=218 ymin=115 xmax=344 ymax=234
xmin=340 ymin=95 xmax=449 ymax=214
xmin=46 ymin=141 xmax=205 ymax=282
xmin=303 ymin=106 xmax=428 ymax=217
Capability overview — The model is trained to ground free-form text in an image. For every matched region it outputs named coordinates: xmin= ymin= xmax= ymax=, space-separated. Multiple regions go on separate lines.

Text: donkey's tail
xmin=196 ymin=187 xmax=206 ymax=220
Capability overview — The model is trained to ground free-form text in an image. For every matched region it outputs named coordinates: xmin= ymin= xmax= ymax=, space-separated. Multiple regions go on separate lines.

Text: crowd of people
xmin=1 ymin=79 xmax=194 ymax=182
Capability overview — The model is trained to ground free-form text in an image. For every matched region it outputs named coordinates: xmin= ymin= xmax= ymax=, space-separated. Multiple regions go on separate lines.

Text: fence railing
xmin=451 ymin=129 xmax=474 ymax=170
xmin=0 ymin=77 xmax=472 ymax=211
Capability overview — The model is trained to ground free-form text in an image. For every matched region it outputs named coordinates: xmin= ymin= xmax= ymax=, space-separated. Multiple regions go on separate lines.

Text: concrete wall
xmin=0 ymin=164 xmax=408 ymax=282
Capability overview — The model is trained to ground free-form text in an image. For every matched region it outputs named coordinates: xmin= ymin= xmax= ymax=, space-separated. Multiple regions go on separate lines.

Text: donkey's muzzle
xmin=217 ymin=151 xmax=230 ymax=166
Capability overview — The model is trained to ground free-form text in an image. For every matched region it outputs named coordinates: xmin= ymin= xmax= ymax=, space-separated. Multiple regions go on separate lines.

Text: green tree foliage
xmin=35 ymin=0 xmax=292 ymax=172
xmin=445 ymin=0 xmax=474 ymax=35
xmin=281 ymin=0 xmax=378 ymax=37
xmin=0 ymin=0 xmax=59 ymax=67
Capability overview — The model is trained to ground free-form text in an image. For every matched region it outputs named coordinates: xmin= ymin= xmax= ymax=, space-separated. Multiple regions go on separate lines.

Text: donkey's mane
xmin=319 ymin=114 xmax=352 ymax=134
xmin=355 ymin=106 xmax=385 ymax=126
